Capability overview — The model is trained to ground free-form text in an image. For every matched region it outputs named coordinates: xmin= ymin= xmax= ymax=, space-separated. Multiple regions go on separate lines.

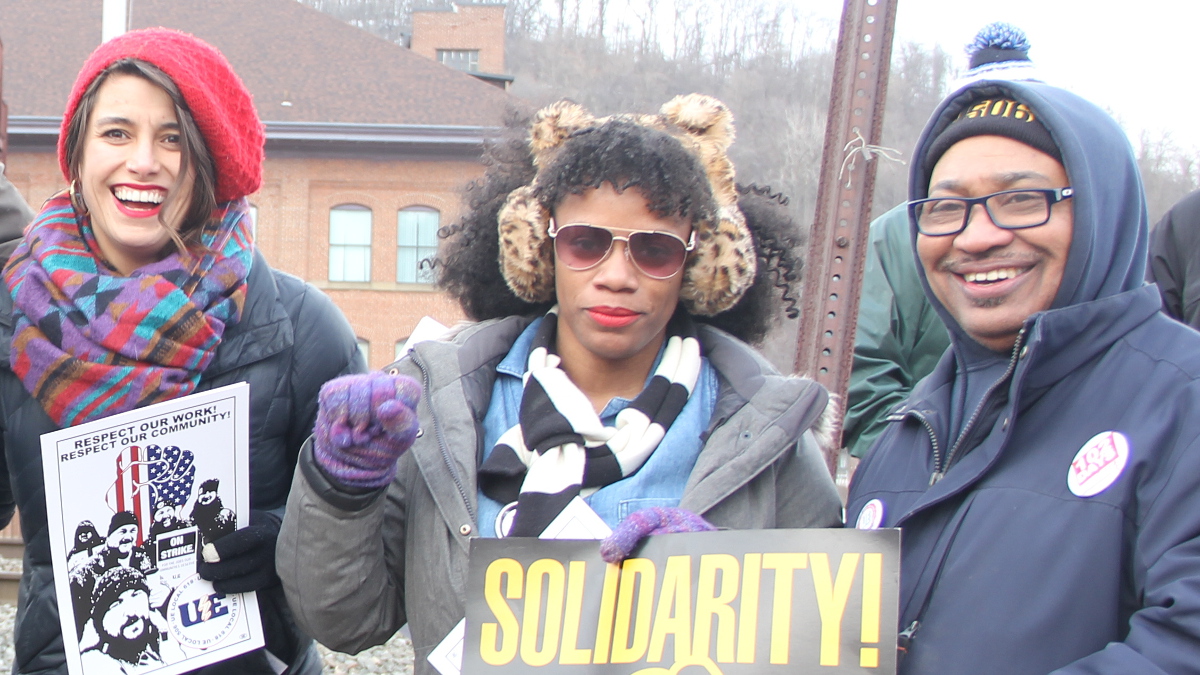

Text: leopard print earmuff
xmin=496 ymin=94 xmax=757 ymax=316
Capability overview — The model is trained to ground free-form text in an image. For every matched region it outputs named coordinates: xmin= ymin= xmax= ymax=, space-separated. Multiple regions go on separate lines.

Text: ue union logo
xmin=166 ymin=574 xmax=243 ymax=650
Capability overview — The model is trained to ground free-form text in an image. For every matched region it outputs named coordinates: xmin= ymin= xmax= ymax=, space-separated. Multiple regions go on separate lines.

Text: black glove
xmin=197 ymin=509 xmax=281 ymax=594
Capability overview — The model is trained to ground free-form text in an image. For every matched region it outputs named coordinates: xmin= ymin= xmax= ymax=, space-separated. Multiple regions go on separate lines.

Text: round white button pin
xmin=856 ymin=499 xmax=886 ymax=530
xmin=1067 ymin=431 xmax=1130 ymax=497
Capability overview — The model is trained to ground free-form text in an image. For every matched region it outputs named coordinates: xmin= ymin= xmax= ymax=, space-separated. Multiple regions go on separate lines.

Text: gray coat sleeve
xmin=0 ymin=166 xmax=34 ymax=240
xmin=277 ymin=440 xmax=410 ymax=653
xmin=774 ymin=431 xmax=844 ymax=529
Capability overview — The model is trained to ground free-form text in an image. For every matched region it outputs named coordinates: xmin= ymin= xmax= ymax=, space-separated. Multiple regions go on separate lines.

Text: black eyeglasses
xmin=548 ymin=220 xmax=696 ymax=279
xmin=909 ymin=187 xmax=1074 ymax=236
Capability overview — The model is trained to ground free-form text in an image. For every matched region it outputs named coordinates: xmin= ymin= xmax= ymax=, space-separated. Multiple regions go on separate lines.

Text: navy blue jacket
xmin=848 ymin=80 xmax=1200 ymax=674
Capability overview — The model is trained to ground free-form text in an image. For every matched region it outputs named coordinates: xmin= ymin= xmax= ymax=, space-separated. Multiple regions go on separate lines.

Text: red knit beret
xmin=58 ymin=28 xmax=264 ymax=203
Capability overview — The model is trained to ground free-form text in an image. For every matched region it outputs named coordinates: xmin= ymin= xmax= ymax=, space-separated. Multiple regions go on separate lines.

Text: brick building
xmin=1 ymin=0 xmax=522 ymax=369
xmin=411 ymin=3 xmax=511 ymax=89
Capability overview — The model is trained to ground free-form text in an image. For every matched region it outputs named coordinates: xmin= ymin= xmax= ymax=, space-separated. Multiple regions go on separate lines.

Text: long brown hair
xmin=62 ymin=58 xmax=218 ymax=254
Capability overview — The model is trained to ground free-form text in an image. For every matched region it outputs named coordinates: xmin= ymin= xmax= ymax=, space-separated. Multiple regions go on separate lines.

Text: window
xmin=329 ymin=205 xmax=372 ymax=282
xmin=395 ymin=339 xmax=408 ymax=361
xmin=437 ymin=49 xmax=479 ymax=72
xmin=356 ymin=338 xmax=370 ymax=367
xmin=397 ymin=207 xmax=439 ymax=284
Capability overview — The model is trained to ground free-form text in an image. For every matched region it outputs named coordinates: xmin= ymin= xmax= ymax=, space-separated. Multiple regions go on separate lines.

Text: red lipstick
xmin=587 ymin=306 xmax=640 ymax=328
xmin=111 ymin=184 xmax=166 ymax=219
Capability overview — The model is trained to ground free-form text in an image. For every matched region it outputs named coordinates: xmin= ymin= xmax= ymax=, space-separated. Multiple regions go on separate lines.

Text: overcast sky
xmin=634 ymin=0 xmax=1196 ymax=151
xmin=877 ymin=0 xmax=1199 ymax=152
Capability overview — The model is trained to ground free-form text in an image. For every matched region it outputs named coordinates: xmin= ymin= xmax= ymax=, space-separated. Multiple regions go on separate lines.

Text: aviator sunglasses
xmin=548 ymin=220 xmax=696 ymax=280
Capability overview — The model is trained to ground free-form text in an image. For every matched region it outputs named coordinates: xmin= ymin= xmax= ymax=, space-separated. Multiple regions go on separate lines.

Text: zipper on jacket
xmin=411 ymin=350 xmax=476 ymax=523
xmin=929 ymin=327 xmax=1027 ymax=485
xmin=897 ymin=620 xmax=921 ymax=662
xmin=909 ymin=411 xmax=943 ymax=486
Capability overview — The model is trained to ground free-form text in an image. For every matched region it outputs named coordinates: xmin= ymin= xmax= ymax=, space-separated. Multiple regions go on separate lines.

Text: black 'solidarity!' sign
xmin=463 ymin=528 xmax=899 ymax=674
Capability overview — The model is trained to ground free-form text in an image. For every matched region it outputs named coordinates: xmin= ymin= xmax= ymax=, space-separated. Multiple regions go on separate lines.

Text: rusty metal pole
xmin=795 ymin=0 xmax=897 ymax=472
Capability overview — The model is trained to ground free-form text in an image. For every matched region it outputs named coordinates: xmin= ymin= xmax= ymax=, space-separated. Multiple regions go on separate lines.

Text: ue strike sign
xmin=41 ymin=383 xmax=264 ymax=675
xmin=463 ymin=529 xmax=900 ymax=674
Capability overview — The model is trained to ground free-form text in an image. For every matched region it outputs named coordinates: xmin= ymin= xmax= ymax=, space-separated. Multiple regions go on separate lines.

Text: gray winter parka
xmin=0 ymin=250 xmax=365 ymax=675
xmin=277 ymin=314 xmax=843 ymax=674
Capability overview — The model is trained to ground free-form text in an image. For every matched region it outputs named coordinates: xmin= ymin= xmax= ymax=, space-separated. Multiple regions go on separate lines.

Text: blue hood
xmin=908 ymin=80 xmax=1149 ymax=349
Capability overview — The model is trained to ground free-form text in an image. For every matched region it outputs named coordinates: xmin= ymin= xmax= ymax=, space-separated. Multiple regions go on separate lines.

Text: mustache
xmin=934 ymin=251 xmax=1040 ymax=274
xmin=120 ymin=614 xmax=146 ymax=633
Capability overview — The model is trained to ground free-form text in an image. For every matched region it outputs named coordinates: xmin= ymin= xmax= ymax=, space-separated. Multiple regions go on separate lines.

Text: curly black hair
xmin=435 ymin=107 xmax=803 ymax=345
xmin=533 ymin=119 xmax=716 ymax=225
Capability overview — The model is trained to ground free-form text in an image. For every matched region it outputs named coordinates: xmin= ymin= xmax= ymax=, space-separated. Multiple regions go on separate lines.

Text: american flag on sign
xmin=108 ymin=445 xmax=196 ymax=545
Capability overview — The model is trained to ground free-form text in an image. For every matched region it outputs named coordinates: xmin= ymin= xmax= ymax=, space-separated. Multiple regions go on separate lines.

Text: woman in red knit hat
xmin=0 ymin=28 xmax=363 ymax=675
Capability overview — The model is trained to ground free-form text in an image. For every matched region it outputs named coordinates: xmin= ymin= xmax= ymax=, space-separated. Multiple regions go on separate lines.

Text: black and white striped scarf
xmin=479 ymin=307 xmax=702 ymax=537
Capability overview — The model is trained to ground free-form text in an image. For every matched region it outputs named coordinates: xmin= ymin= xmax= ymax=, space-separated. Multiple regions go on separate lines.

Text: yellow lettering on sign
xmin=480 ymin=558 xmax=523 ymax=666
xmin=593 ymin=562 xmax=622 ymax=665
xmin=812 ymin=552 xmax=860 ymax=667
xmin=648 ymin=555 xmax=693 ymax=663
xmin=560 ymin=560 xmax=592 ymax=665
xmin=520 ymin=558 xmax=565 ymax=667
xmin=611 ymin=558 xmax=656 ymax=664
xmin=860 ymin=553 xmax=883 ymax=668
xmin=762 ymin=553 xmax=808 ymax=665
xmin=694 ymin=553 xmax=739 ymax=663
xmin=736 ymin=553 xmax=762 ymax=664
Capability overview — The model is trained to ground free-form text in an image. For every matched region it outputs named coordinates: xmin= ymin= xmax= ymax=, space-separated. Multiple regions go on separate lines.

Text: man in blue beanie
xmin=845 ymin=22 xmax=1044 ymax=459
xmin=847 ymin=72 xmax=1200 ymax=672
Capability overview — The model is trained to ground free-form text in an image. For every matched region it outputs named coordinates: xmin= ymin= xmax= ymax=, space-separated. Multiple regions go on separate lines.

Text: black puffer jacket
xmin=1148 ymin=189 xmax=1200 ymax=330
xmin=0 ymin=249 xmax=365 ymax=674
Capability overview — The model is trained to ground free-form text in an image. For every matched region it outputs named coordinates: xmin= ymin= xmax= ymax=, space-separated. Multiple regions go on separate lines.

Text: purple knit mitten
xmin=313 ymin=372 xmax=421 ymax=490
xmin=599 ymin=507 xmax=716 ymax=563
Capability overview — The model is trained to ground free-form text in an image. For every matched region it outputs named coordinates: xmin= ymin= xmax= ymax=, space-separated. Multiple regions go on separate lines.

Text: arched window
xmin=329 ymin=204 xmax=372 ymax=282
xmin=397 ymin=207 xmax=439 ymax=284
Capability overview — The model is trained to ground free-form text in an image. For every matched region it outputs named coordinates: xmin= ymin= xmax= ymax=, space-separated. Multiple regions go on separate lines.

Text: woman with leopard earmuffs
xmin=277 ymin=95 xmax=842 ymax=673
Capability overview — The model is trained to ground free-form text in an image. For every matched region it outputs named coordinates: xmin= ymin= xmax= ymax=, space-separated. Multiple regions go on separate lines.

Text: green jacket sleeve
xmin=844 ymin=205 xmax=950 ymax=458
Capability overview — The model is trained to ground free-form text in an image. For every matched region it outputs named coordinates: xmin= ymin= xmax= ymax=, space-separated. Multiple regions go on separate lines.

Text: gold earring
xmin=69 ymin=179 xmax=89 ymax=217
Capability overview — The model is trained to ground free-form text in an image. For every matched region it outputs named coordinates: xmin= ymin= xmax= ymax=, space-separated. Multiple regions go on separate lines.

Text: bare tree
xmin=298 ymin=0 xmax=415 ymax=44
xmin=303 ymin=0 xmax=1200 ymax=262
xmin=872 ymin=41 xmax=954 ymax=217
xmin=506 ymin=0 xmax=547 ymax=37
xmin=593 ymin=0 xmax=608 ymax=40
xmin=1139 ymin=131 xmax=1200 ymax=225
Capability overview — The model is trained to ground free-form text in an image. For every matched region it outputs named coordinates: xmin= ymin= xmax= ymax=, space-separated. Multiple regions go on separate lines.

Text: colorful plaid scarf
xmin=4 ymin=194 xmax=253 ymax=427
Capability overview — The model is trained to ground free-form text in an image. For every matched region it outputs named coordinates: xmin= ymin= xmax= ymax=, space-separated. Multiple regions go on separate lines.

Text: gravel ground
xmin=0 ymin=556 xmax=416 ymax=674
xmin=315 ymin=633 xmax=416 ymax=674
xmin=0 ymin=602 xmax=14 ymax=669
